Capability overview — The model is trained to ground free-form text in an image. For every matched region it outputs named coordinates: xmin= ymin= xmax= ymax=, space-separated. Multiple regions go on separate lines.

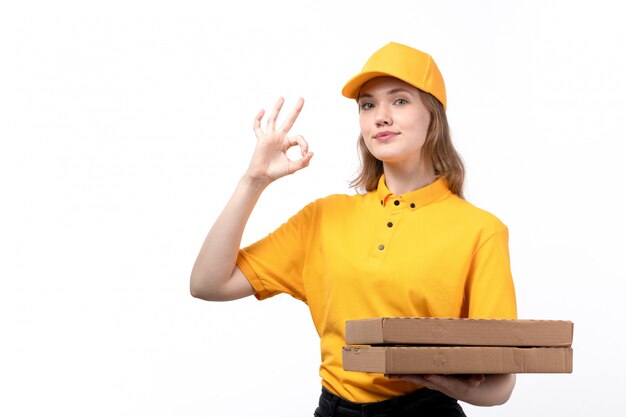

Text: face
xmin=358 ymin=77 xmax=431 ymax=169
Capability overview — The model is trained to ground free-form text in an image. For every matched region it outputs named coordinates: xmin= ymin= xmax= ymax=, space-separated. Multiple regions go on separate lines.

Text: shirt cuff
xmin=236 ymin=251 xmax=273 ymax=300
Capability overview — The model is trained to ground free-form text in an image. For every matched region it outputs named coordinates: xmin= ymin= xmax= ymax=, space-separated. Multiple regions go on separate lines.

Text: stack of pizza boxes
xmin=342 ymin=318 xmax=573 ymax=375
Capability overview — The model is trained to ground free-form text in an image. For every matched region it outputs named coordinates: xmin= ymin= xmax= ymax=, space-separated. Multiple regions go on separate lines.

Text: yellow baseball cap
xmin=341 ymin=42 xmax=447 ymax=109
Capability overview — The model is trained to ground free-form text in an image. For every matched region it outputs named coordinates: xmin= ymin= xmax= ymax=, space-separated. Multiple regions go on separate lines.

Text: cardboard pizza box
xmin=342 ymin=345 xmax=573 ymax=374
xmin=345 ymin=318 xmax=573 ymax=347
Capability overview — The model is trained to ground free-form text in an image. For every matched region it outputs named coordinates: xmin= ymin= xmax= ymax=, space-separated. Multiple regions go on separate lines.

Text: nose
xmin=375 ymin=104 xmax=392 ymax=126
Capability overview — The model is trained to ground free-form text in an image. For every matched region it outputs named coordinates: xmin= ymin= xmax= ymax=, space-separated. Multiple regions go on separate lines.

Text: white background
xmin=1 ymin=1 xmax=624 ymax=416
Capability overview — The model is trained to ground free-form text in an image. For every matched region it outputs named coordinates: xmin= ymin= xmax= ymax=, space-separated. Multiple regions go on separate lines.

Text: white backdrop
xmin=1 ymin=1 xmax=625 ymax=416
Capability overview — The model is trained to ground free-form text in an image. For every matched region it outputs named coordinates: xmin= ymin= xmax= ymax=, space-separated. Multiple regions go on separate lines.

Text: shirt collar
xmin=375 ymin=174 xmax=451 ymax=210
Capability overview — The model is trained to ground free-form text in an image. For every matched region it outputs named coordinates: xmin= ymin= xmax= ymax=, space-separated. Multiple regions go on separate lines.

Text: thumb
xmin=289 ymin=151 xmax=314 ymax=173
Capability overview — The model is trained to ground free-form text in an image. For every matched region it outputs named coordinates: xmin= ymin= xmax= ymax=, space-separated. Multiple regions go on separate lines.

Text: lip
xmin=374 ymin=131 xmax=399 ymax=140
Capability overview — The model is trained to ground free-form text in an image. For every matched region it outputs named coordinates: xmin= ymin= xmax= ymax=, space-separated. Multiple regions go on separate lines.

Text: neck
xmin=383 ymin=161 xmax=436 ymax=195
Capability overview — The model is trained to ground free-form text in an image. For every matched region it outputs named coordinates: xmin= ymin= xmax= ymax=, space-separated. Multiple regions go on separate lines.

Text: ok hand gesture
xmin=246 ymin=97 xmax=314 ymax=185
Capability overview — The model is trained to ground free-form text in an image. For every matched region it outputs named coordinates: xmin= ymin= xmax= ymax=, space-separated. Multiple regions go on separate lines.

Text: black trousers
xmin=314 ymin=387 xmax=467 ymax=417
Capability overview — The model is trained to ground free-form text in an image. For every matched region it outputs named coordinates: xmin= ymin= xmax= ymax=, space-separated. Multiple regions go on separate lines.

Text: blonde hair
xmin=350 ymin=90 xmax=465 ymax=198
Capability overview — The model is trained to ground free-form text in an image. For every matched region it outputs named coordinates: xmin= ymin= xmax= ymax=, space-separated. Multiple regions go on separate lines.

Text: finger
xmin=267 ymin=97 xmax=285 ymax=131
xmin=253 ymin=109 xmax=265 ymax=137
xmin=466 ymin=374 xmax=485 ymax=387
xmin=279 ymin=97 xmax=305 ymax=133
xmin=289 ymin=151 xmax=314 ymax=173
xmin=387 ymin=374 xmax=430 ymax=386
xmin=286 ymin=134 xmax=309 ymax=156
xmin=424 ymin=375 xmax=447 ymax=386
xmin=424 ymin=374 xmax=474 ymax=392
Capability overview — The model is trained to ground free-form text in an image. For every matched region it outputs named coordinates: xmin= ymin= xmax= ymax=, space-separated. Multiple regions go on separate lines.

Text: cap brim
xmin=341 ymin=71 xmax=396 ymax=99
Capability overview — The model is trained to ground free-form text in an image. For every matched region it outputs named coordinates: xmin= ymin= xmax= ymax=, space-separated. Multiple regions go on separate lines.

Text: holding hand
xmin=246 ymin=97 xmax=314 ymax=185
xmin=387 ymin=373 xmax=515 ymax=406
xmin=389 ymin=374 xmax=485 ymax=399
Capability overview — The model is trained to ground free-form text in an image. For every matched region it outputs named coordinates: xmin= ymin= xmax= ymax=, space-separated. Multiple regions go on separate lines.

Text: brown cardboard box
xmin=342 ymin=346 xmax=574 ymax=374
xmin=345 ymin=318 xmax=573 ymax=347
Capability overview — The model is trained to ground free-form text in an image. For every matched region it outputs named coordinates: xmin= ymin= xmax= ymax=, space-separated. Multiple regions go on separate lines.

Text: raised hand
xmin=245 ymin=97 xmax=314 ymax=185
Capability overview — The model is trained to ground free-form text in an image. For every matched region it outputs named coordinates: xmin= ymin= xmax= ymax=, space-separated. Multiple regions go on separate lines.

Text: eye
xmin=394 ymin=98 xmax=408 ymax=105
xmin=359 ymin=102 xmax=374 ymax=111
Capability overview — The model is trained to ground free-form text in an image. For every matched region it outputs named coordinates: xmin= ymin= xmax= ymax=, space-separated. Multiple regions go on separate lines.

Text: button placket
xmin=370 ymin=201 xmax=403 ymax=263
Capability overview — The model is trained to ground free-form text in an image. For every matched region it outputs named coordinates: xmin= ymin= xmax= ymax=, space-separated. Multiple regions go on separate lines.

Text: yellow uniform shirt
xmin=237 ymin=176 xmax=517 ymax=402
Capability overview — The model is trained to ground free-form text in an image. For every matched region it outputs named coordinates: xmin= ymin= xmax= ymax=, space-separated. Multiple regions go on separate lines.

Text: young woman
xmin=191 ymin=42 xmax=517 ymax=416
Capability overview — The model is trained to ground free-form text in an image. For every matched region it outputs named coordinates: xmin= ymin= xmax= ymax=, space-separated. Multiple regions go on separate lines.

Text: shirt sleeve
xmin=236 ymin=201 xmax=317 ymax=303
xmin=463 ymin=225 xmax=518 ymax=319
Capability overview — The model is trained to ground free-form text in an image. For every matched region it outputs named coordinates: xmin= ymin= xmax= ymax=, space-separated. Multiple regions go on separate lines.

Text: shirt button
xmin=387 ymin=222 xmax=393 ymax=228
xmin=394 ymin=200 xmax=400 ymax=206
xmin=378 ymin=244 xmax=385 ymax=250
xmin=410 ymin=203 xmax=416 ymax=208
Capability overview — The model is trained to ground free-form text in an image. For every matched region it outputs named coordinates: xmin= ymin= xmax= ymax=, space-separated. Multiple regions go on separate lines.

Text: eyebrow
xmin=358 ymin=88 xmax=415 ymax=99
